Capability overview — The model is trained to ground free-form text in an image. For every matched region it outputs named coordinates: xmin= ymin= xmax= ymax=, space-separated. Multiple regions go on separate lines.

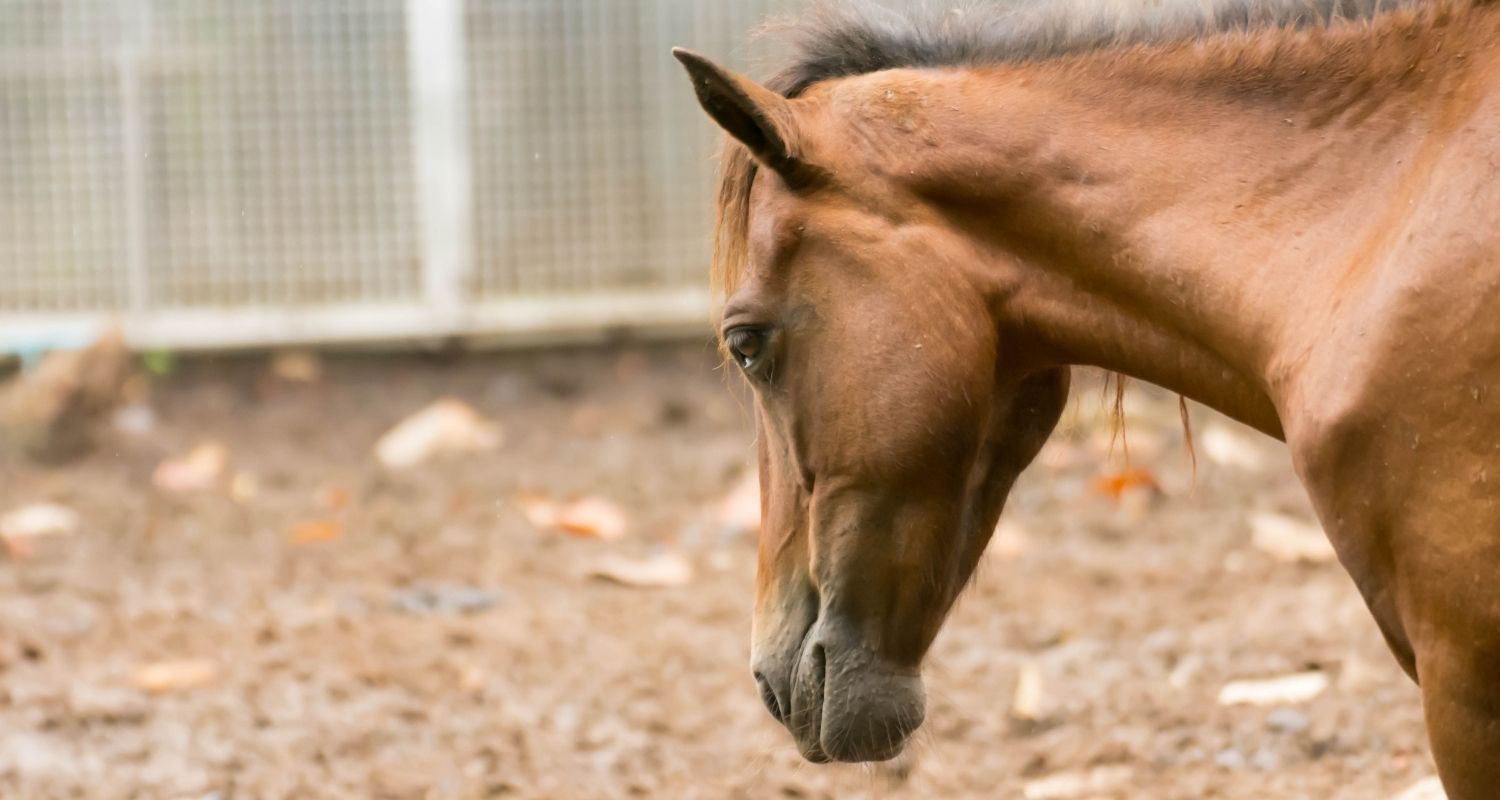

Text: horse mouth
xmin=782 ymin=620 xmax=924 ymax=763
xmin=788 ymin=638 xmax=831 ymax=762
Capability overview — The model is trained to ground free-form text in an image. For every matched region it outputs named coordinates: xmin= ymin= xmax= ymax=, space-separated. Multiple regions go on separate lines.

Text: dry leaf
xmin=516 ymin=493 xmax=628 ymax=540
xmin=130 ymin=659 xmax=220 ymax=694
xmin=586 ymin=554 xmax=694 ymax=588
xmin=1250 ymin=511 xmax=1335 ymax=563
xmin=375 ymin=399 xmax=501 ymax=470
xmin=1 ymin=503 xmax=78 ymax=559
xmin=289 ymin=519 xmax=343 ymax=545
xmin=152 ymin=442 xmax=228 ymax=493
xmin=1091 ymin=467 xmax=1160 ymax=502
xmin=556 ymin=496 xmax=628 ymax=540
xmin=1216 ymin=671 xmax=1329 ymax=706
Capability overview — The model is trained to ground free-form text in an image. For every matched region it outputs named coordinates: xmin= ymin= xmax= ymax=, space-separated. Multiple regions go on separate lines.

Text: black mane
xmin=762 ymin=0 xmax=1409 ymax=96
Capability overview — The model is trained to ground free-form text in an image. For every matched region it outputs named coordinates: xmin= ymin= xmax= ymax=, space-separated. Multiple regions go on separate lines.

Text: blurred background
xmin=0 ymin=2 xmax=1437 ymax=798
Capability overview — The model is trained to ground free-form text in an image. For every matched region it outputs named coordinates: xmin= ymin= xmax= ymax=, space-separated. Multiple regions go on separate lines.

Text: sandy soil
xmin=0 ymin=344 xmax=1438 ymax=799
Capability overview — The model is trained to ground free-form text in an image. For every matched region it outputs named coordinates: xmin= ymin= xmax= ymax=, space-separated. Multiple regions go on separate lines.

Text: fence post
xmin=407 ymin=0 xmax=474 ymax=321
xmin=118 ymin=0 xmax=152 ymax=316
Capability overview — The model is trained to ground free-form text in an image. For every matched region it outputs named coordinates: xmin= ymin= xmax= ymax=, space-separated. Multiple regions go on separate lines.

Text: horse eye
xmin=726 ymin=328 xmax=767 ymax=371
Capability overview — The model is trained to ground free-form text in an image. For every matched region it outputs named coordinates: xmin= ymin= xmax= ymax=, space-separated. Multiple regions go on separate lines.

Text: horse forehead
xmin=747 ymin=178 xmax=811 ymax=268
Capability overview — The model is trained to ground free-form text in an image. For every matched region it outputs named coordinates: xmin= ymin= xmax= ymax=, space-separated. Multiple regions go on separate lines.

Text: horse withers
xmin=674 ymin=0 xmax=1500 ymax=794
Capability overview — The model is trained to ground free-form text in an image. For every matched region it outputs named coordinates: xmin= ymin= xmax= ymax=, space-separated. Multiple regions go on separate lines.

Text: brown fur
xmin=678 ymin=0 xmax=1500 ymax=790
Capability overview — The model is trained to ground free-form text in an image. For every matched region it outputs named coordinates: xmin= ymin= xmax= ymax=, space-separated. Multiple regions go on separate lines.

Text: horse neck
xmin=873 ymin=7 xmax=1484 ymax=439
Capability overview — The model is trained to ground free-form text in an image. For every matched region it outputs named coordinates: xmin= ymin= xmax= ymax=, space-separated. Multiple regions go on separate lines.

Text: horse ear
xmin=672 ymin=48 xmax=807 ymax=183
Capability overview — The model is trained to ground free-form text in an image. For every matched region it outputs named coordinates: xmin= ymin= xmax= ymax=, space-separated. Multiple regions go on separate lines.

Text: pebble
xmin=1266 ymin=707 xmax=1310 ymax=734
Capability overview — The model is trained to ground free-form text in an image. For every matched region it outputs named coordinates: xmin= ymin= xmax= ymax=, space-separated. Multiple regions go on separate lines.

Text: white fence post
xmin=407 ymin=0 xmax=474 ymax=321
xmin=118 ymin=0 xmax=152 ymax=316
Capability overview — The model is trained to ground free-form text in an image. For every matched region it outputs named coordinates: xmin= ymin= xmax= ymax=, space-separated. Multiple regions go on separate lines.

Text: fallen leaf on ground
xmin=1392 ymin=776 xmax=1446 ymax=800
xmin=288 ymin=518 xmax=343 ymax=545
xmin=557 ymin=496 xmax=627 ymax=540
xmin=1201 ymin=423 xmax=1268 ymax=471
xmin=585 ymin=553 xmax=694 ymax=588
xmin=717 ymin=473 xmax=760 ymax=536
xmin=1217 ymin=670 xmax=1329 ymax=706
xmin=0 ymin=503 xmax=78 ymax=558
xmin=1091 ymin=467 xmax=1160 ymax=502
xmin=1250 ymin=511 xmax=1335 ymax=563
xmin=269 ymin=350 xmax=322 ymax=384
xmin=130 ymin=659 xmax=220 ymax=694
xmin=517 ymin=493 xmax=627 ymax=540
xmin=375 ymin=399 xmax=501 ymax=470
xmin=1023 ymin=765 xmax=1133 ymax=799
xmin=152 ymin=442 xmax=228 ymax=492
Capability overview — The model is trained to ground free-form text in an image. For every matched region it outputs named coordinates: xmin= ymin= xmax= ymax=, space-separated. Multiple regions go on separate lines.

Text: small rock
xmin=390 ymin=583 xmax=504 ymax=615
xmin=1265 ymin=707 xmax=1310 ymax=734
xmin=1214 ymin=748 xmax=1247 ymax=769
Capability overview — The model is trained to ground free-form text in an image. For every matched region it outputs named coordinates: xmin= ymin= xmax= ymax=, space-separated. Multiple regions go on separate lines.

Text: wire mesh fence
xmin=0 ymin=0 xmax=786 ymax=350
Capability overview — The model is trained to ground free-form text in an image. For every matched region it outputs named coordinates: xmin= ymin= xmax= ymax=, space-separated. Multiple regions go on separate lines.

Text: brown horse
xmin=673 ymin=0 xmax=1500 ymax=794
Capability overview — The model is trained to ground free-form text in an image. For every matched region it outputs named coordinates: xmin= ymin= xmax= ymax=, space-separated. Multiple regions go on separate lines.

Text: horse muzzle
xmin=753 ymin=612 xmax=926 ymax=763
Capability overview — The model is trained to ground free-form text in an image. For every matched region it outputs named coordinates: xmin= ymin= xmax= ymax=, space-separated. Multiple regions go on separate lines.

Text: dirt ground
xmin=0 ymin=343 xmax=1440 ymax=799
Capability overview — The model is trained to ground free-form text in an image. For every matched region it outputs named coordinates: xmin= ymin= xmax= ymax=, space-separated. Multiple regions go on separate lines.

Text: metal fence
xmin=0 ymin=0 xmax=783 ymax=351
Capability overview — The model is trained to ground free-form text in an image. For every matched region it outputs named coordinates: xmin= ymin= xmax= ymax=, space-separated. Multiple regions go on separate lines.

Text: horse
xmin=672 ymin=0 xmax=1500 ymax=793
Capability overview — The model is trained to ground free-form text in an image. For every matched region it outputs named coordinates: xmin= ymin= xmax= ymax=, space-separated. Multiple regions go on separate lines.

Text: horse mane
xmin=710 ymin=0 xmax=1427 ymax=298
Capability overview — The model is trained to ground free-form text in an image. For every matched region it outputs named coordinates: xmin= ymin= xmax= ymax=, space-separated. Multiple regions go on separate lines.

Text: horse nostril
xmin=754 ymin=671 xmax=788 ymax=725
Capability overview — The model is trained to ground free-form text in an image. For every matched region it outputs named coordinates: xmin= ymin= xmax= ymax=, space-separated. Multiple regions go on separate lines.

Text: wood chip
xmin=1010 ymin=660 xmax=1047 ymax=722
xmin=130 ymin=659 xmax=221 ymax=694
xmin=1217 ymin=671 xmax=1329 ymax=706
xmin=585 ymin=554 xmax=694 ymax=588
xmin=1023 ymin=766 xmax=1133 ymax=800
